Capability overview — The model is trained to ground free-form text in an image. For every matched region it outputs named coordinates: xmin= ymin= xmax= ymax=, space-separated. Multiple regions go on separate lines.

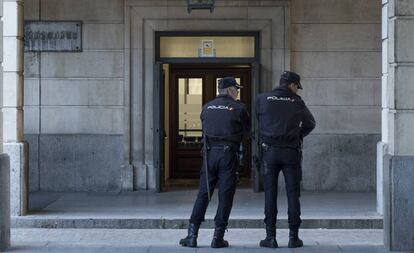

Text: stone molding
xmin=123 ymin=0 xmax=291 ymax=190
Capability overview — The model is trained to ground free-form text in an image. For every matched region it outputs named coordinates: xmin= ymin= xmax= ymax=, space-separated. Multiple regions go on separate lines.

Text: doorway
xmin=168 ymin=64 xmax=252 ymax=181
xmin=153 ymin=32 xmax=261 ymax=192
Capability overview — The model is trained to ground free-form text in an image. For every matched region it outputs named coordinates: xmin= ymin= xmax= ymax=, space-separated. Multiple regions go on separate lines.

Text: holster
xmin=253 ymin=136 xmax=264 ymax=175
xmin=237 ymin=143 xmax=245 ymax=173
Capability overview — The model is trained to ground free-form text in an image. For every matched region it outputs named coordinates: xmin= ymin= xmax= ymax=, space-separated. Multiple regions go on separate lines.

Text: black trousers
xmin=190 ymin=147 xmax=238 ymax=228
xmin=262 ymin=146 xmax=302 ymax=229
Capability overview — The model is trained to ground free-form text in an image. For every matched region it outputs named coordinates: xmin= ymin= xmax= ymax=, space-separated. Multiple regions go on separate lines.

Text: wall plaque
xmin=24 ymin=21 xmax=82 ymax=52
xmin=200 ymin=40 xmax=215 ymax=57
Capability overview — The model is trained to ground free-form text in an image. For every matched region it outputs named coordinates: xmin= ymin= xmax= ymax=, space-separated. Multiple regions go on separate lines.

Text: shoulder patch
xmin=266 ymin=96 xmax=295 ymax=102
xmin=207 ymin=105 xmax=235 ymax=111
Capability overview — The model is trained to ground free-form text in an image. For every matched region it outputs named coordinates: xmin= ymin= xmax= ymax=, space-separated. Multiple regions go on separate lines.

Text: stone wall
xmin=292 ymin=0 xmax=381 ymax=191
xmin=24 ymin=0 xmax=124 ymax=191
xmin=23 ymin=0 xmax=381 ymax=192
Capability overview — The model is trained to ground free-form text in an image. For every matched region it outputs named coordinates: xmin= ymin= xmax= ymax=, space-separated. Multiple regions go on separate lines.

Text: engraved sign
xmin=24 ymin=21 xmax=82 ymax=52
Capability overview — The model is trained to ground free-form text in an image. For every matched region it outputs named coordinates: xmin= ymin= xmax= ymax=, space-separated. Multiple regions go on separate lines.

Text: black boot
xmin=259 ymin=226 xmax=278 ymax=248
xmin=179 ymin=223 xmax=199 ymax=248
xmin=288 ymin=228 xmax=303 ymax=248
xmin=211 ymin=227 xmax=229 ymax=248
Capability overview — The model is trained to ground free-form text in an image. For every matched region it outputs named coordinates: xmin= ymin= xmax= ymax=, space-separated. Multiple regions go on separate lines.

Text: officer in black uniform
xmin=255 ymin=71 xmax=315 ymax=248
xmin=179 ymin=77 xmax=251 ymax=248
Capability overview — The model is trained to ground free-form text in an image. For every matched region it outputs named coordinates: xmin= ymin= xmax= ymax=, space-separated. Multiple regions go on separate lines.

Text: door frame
xmin=153 ymin=31 xmax=261 ymax=192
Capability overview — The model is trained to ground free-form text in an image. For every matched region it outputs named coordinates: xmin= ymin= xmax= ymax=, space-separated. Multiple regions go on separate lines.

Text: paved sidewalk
xmin=6 ymin=228 xmax=402 ymax=253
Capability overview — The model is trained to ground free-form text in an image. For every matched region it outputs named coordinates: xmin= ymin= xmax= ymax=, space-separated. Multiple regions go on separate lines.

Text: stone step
xmin=12 ymin=217 xmax=382 ymax=229
xmin=21 ymin=191 xmax=382 ymax=230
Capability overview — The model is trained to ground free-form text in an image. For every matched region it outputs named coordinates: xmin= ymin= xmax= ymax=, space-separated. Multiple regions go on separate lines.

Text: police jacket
xmin=255 ymin=86 xmax=316 ymax=148
xmin=201 ymin=94 xmax=251 ymax=144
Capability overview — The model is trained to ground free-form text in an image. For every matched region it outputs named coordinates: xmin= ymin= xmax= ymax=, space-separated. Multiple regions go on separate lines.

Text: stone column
xmin=382 ymin=0 xmax=414 ymax=251
xmin=0 ymin=0 xmax=12 ymax=250
xmin=2 ymin=0 xmax=28 ymax=216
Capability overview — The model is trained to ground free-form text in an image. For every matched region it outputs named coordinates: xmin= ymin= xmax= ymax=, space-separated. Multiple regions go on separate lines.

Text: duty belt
xmin=260 ymin=135 xmax=299 ymax=149
xmin=209 ymin=140 xmax=238 ymax=150
xmin=209 ymin=145 xmax=236 ymax=152
xmin=261 ymin=142 xmax=298 ymax=150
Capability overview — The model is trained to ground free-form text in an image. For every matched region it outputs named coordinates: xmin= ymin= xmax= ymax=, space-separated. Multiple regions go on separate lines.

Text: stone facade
xmin=23 ymin=0 xmax=381 ymax=192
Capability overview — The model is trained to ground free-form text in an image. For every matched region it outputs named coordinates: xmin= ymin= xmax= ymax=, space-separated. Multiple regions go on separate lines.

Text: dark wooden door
xmin=169 ymin=64 xmax=251 ymax=179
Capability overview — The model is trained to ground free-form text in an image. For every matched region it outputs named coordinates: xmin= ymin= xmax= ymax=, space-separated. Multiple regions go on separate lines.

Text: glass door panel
xmin=178 ymin=78 xmax=203 ymax=149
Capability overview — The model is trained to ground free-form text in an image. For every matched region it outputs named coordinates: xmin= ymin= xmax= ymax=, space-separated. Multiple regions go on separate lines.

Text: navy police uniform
xmin=190 ymin=93 xmax=250 ymax=227
xmin=255 ymin=71 xmax=315 ymax=248
xmin=180 ymin=77 xmax=251 ymax=248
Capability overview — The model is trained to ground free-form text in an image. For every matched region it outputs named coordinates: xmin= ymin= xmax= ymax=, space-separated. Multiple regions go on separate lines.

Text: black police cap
xmin=280 ymin=71 xmax=303 ymax=89
xmin=218 ymin=77 xmax=243 ymax=89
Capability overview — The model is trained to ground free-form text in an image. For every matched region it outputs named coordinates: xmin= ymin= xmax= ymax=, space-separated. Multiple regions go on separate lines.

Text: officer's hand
xmin=236 ymin=171 xmax=241 ymax=184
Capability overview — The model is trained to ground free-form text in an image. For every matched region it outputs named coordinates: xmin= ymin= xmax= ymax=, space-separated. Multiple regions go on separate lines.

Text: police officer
xmin=179 ymin=77 xmax=251 ymax=248
xmin=255 ymin=71 xmax=315 ymax=248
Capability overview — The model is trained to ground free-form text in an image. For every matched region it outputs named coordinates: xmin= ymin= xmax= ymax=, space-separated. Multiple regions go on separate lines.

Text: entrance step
xmin=12 ymin=217 xmax=382 ymax=229
xmin=13 ymin=190 xmax=382 ymax=229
